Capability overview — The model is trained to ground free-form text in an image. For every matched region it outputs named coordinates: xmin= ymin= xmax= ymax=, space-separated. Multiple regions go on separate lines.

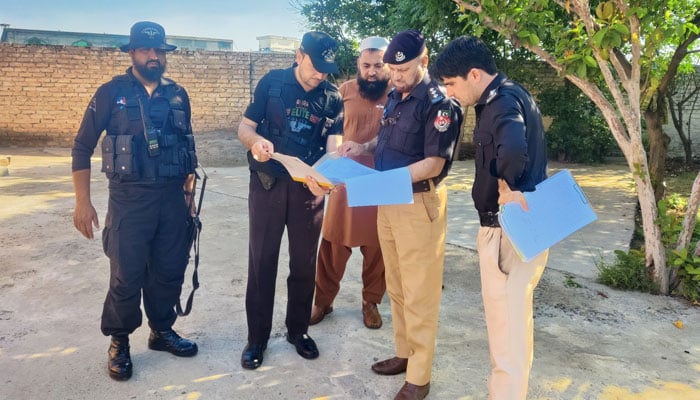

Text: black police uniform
xmin=471 ymin=72 xmax=547 ymax=226
xmin=242 ymin=67 xmax=343 ymax=345
xmin=72 ymin=67 xmax=197 ymax=336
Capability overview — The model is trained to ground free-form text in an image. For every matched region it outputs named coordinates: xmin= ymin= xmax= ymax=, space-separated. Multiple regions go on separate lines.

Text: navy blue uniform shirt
xmin=374 ymin=73 xmax=462 ymax=182
xmin=472 ymin=72 xmax=548 ymax=214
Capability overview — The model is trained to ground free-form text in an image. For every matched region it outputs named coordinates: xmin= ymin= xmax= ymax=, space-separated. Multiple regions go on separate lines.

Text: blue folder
xmin=345 ymin=167 xmax=413 ymax=207
xmin=498 ymin=169 xmax=597 ymax=261
xmin=313 ymin=153 xmax=414 ymax=207
xmin=313 ymin=153 xmax=376 ymax=184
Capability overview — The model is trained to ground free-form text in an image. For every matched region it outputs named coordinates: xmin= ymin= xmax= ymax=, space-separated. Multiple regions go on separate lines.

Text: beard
xmin=357 ymin=73 xmax=389 ymax=101
xmin=134 ymin=59 xmax=166 ymax=82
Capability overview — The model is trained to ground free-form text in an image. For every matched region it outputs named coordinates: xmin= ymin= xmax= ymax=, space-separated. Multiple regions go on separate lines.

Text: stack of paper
xmin=271 ymin=152 xmax=413 ymax=206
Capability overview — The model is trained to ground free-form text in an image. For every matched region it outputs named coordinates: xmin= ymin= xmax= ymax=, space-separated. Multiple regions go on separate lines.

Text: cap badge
xmin=322 ymin=48 xmax=336 ymax=63
xmin=141 ymin=27 xmax=160 ymax=39
xmin=395 ymin=51 xmax=406 ymax=62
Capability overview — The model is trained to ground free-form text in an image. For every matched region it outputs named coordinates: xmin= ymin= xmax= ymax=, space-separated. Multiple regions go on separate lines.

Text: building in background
xmin=256 ymin=35 xmax=300 ymax=53
xmin=0 ymin=27 xmax=233 ymax=51
xmin=1 ymin=26 xmax=300 ymax=53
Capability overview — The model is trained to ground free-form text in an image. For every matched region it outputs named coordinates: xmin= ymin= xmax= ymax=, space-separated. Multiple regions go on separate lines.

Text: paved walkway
xmin=1 ymin=147 xmax=699 ymax=400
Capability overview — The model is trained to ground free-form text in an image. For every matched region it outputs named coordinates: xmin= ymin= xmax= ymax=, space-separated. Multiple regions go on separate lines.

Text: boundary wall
xmin=0 ymin=43 xmax=294 ymax=146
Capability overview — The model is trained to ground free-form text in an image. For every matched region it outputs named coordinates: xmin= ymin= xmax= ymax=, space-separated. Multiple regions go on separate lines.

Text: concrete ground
xmin=1 ymin=137 xmax=699 ymax=399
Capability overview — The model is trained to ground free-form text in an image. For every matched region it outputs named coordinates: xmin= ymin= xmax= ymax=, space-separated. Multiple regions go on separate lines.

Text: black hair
xmin=430 ymin=36 xmax=498 ymax=80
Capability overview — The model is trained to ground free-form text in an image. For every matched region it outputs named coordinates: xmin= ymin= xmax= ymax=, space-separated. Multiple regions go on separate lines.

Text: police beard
xmin=357 ymin=73 xmax=389 ymax=101
xmin=135 ymin=61 xmax=166 ymax=82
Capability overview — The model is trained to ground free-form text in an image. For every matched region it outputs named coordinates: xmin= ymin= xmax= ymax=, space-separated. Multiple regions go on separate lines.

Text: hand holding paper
xmin=498 ymin=170 xmax=598 ymax=261
xmin=269 ymin=151 xmax=414 ymax=206
xmin=251 ymin=139 xmax=273 ymax=162
xmin=306 ymin=175 xmax=333 ymax=196
xmin=498 ymin=179 xmax=529 ymax=211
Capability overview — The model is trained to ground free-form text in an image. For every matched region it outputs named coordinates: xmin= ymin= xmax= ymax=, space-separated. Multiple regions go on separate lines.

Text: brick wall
xmin=0 ymin=43 xmax=294 ymax=146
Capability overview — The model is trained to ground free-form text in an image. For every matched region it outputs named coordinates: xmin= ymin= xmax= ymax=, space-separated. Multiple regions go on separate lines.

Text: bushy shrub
xmin=538 ymin=81 xmax=615 ymax=163
xmin=597 ymin=249 xmax=658 ymax=292
xmin=598 ymin=195 xmax=700 ymax=303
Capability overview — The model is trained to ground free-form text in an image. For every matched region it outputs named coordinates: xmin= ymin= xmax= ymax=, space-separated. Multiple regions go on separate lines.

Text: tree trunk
xmin=631 ymin=152 xmax=669 ymax=294
xmin=674 ymin=172 xmax=700 ymax=289
xmin=645 ymin=102 xmax=670 ymax=203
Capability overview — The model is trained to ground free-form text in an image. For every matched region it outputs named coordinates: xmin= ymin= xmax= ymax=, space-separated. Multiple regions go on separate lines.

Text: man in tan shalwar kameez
xmin=310 ymin=36 xmax=391 ymax=329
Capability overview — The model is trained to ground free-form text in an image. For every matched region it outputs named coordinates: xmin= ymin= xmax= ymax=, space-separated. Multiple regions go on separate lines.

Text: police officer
xmin=430 ymin=36 xmax=548 ymax=400
xmin=236 ymin=31 xmax=344 ymax=370
xmin=72 ymin=21 xmax=199 ymax=381
xmin=338 ymin=29 xmax=462 ymax=400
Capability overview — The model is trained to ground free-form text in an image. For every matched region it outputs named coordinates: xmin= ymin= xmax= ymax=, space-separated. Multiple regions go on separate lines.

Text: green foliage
xmin=670 ymin=247 xmax=700 ymax=303
xmin=291 ymin=0 xmax=387 ymax=77
xmin=656 ymin=194 xmax=688 ymax=247
xmin=596 ymin=249 xmax=658 ymax=292
xmin=657 ymin=195 xmax=700 ymax=303
xmin=537 ymin=80 xmax=614 ymax=163
xmin=597 ymin=193 xmax=700 ymax=302
xmin=564 ymin=274 xmax=582 ymax=288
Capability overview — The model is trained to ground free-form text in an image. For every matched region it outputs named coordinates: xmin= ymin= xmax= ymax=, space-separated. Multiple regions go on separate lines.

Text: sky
xmin=0 ymin=0 xmax=309 ymax=51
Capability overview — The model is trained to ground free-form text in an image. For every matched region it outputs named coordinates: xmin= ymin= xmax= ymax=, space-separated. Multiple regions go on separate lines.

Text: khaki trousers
xmin=377 ymin=185 xmax=447 ymax=386
xmin=477 ymin=226 xmax=548 ymax=400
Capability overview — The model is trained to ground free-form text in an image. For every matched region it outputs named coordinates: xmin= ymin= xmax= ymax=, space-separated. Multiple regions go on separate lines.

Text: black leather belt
xmin=479 ymin=211 xmax=500 ymax=227
xmin=412 ymin=178 xmax=437 ymax=193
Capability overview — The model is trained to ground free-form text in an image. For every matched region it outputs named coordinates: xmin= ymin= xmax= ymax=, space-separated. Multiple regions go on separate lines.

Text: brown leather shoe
xmin=371 ymin=356 xmax=408 ymax=375
xmin=362 ymin=301 xmax=382 ymax=329
xmin=394 ymin=381 xmax=430 ymax=400
xmin=309 ymin=305 xmax=333 ymax=325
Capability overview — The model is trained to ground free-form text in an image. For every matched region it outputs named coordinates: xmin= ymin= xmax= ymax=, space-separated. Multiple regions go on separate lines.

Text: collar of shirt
xmin=388 ymin=72 xmax=432 ymax=103
xmin=476 ymin=72 xmax=508 ymax=106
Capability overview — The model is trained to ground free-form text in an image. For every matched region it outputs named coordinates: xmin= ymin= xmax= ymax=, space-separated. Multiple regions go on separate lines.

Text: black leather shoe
xmin=241 ymin=342 xmax=267 ymax=370
xmin=148 ymin=329 xmax=198 ymax=357
xmin=287 ymin=333 xmax=319 ymax=359
xmin=108 ymin=336 xmax=132 ymax=381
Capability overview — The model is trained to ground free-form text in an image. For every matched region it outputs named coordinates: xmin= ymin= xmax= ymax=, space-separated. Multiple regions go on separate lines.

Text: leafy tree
xmin=291 ymin=0 xmax=392 ymax=77
xmin=291 ymin=0 xmax=514 ymax=76
xmin=454 ymin=0 xmax=700 ymax=294
xmin=538 ymin=80 xmax=614 ymax=163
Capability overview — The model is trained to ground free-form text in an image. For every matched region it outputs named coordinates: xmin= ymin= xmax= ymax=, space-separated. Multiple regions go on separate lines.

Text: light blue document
xmin=345 ymin=167 xmax=414 ymax=207
xmin=313 ymin=152 xmax=377 ymax=184
xmin=498 ymin=169 xmax=597 ymax=261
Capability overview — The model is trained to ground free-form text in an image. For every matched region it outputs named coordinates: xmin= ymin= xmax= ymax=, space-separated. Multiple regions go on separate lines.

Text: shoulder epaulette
xmin=427 ymin=82 xmax=445 ymax=104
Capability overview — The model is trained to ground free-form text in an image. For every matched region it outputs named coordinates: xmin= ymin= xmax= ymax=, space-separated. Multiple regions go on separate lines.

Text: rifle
xmin=177 ymin=165 xmax=208 ymax=316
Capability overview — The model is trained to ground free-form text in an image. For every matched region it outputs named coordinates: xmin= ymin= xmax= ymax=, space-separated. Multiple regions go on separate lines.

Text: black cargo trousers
xmin=101 ymin=182 xmax=190 ymax=336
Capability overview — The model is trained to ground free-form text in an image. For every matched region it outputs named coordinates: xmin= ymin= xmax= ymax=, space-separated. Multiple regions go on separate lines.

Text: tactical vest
xmin=100 ymin=74 xmax=197 ymax=183
xmin=250 ymin=71 xmax=338 ymax=177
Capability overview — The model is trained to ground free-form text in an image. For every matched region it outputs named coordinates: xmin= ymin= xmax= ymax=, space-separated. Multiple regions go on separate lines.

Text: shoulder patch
xmin=434 ymin=108 xmax=452 ymax=132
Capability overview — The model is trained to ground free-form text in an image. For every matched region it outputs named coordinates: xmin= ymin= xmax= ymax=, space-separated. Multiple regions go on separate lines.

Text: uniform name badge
xmin=434 ymin=109 xmax=451 ymax=132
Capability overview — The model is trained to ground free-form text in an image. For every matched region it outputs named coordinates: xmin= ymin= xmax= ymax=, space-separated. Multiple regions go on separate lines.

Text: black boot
xmin=148 ymin=329 xmax=198 ymax=357
xmin=108 ymin=335 xmax=132 ymax=381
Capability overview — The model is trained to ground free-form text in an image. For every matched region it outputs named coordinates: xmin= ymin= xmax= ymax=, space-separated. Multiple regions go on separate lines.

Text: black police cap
xmin=383 ymin=29 xmax=426 ymax=65
xmin=120 ymin=21 xmax=177 ymax=53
